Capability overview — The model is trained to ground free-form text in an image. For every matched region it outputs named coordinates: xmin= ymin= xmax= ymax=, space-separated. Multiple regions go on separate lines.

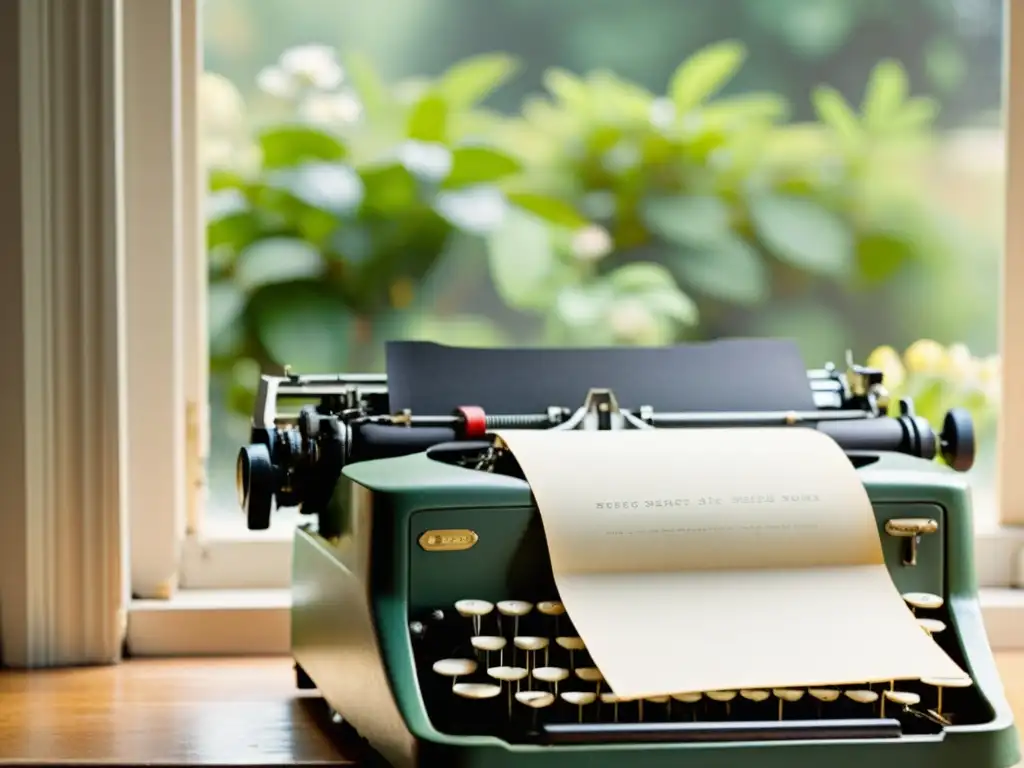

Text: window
xmin=121 ymin=0 xmax=1024 ymax=656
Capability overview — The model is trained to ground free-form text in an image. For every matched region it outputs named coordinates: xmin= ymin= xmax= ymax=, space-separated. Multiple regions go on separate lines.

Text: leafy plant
xmin=485 ymin=42 xmax=944 ymax=345
xmin=205 ymin=49 xmax=591 ymax=411
xmin=204 ymin=42 xmax=955 ymax=419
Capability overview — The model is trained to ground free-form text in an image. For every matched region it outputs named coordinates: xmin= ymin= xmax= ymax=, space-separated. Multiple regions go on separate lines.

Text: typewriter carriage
xmin=237 ymin=355 xmax=977 ymax=535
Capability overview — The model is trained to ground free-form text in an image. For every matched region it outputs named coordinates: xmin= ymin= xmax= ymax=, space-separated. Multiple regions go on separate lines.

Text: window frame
xmin=123 ymin=0 xmax=1024 ymax=656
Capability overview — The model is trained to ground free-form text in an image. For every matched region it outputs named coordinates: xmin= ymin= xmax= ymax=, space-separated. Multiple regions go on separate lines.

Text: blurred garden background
xmin=202 ymin=0 xmax=1005 ymax=526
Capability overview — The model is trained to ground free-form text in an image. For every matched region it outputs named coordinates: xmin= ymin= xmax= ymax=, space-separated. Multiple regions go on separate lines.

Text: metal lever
xmin=884 ymin=518 xmax=939 ymax=566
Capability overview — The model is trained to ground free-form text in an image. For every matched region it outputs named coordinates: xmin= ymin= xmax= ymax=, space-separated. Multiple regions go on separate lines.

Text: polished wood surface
xmin=2 ymin=654 xmax=1024 ymax=765
xmin=0 ymin=658 xmax=361 ymax=765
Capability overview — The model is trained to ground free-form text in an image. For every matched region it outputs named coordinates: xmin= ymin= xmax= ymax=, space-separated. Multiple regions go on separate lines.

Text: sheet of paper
xmin=493 ymin=427 xmax=965 ymax=699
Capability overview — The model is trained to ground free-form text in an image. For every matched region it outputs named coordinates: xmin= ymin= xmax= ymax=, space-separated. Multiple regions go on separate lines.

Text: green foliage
xmin=207 ymin=53 xmax=576 ymax=408
xmin=488 ymin=41 xmax=942 ymax=343
xmin=206 ymin=42 xmax=949 ymax=416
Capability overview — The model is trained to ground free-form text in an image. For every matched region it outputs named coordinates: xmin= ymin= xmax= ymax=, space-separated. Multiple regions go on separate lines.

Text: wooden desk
xmin=0 ymin=658 xmax=360 ymax=765
xmin=3 ymin=654 xmax=1024 ymax=765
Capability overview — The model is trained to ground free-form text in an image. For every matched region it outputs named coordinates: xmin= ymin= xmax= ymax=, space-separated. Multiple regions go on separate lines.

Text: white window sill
xmin=126 ymin=584 xmax=1024 ymax=657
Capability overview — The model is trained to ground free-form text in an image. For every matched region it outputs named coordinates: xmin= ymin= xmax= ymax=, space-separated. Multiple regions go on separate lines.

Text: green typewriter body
xmin=236 ymin=340 xmax=1019 ymax=768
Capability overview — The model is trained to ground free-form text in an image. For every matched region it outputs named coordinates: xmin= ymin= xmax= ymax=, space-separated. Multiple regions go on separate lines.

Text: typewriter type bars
xmin=410 ymin=591 xmax=980 ymax=745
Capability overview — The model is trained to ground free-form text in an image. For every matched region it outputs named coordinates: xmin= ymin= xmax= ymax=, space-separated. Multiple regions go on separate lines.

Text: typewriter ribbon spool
xmin=493 ymin=427 xmax=965 ymax=700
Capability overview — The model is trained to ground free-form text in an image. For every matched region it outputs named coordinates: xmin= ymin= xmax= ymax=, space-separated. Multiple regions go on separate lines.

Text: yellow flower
xmin=979 ymin=355 xmax=1000 ymax=385
xmin=866 ymin=345 xmax=905 ymax=391
xmin=903 ymin=339 xmax=947 ymax=374
xmin=943 ymin=343 xmax=976 ymax=384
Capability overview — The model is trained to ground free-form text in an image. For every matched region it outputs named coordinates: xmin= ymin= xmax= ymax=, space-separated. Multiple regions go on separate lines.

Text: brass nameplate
xmin=419 ymin=529 xmax=479 ymax=552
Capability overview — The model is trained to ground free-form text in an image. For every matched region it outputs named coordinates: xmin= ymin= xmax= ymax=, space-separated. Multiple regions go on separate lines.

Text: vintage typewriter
xmin=236 ymin=339 xmax=1019 ymax=768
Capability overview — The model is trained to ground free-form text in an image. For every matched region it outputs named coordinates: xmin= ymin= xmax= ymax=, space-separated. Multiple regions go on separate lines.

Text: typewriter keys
xmin=561 ymin=691 xmax=597 ymax=722
xmin=918 ymin=618 xmax=946 ymax=636
xmin=741 ymin=689 xmax=770 ymax=703
xmin=516 ymin=690 xmax=555 ymax=727
xmin=773 ymin=689 xmax=805 ymax=720
xmin=471 ymin=635 xmax=507 ymax=667
xmin=882 ymin=690 xmax=921 ymax=718
xmin=513 ymin=636 xmax=549 ymax=671
xmin=453 ymin=683 xmax=501 ymax=700
xmin=600 ymin=692 xmax=622 ymax=722
xmin=533 ymin=666 xmax=570 ymax=695
xmin=555 ymin=636 xmax=586 ymax=669
xmin=575 ymin=666 xmax=604 ymax=686
xmin=498 ymin=601 xmax=534 ymax=637
xmin=921 ymin=674 xmax=973 ymax=720
xmin=809 ymin=688 xmax=840 ymax=717
xmin=489 ymin=666 xmax=530 ymax=717
xmin=537 ymin=600 xmax=565 ymax=616
xmin=901 ymin=592 xmax=944 ymax=613
xmin=433 ymin=658 xmax=478 ymax=680
xmin=455 ymin=599 xmax=494 ymax=635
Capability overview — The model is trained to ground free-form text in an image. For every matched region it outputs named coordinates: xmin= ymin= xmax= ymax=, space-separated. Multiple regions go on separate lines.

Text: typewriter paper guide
xmin=493 ymin=427 xmax=965 ymax=700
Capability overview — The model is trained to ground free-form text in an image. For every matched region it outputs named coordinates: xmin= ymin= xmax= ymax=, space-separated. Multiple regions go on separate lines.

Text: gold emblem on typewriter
xmin=419 ymin=529 xmax=479 ymax=552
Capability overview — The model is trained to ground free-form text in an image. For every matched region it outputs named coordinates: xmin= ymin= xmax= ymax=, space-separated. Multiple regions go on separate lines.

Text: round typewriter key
xmin=809 ymin=688 xmax=840 ymax=702
xmin=513 ymin=637 xmax=549 ymax=651
xmin=901 ymin=592 xmax=944 ymax=612
xmin=575 ymin=666 xmax=604 ymax=683
xmin=472 ymin=635 xmax=508 ymax=667
xmin=516 ymin=691 xmax=555 ymax=708
xmin=881 ymin=689 xmax=921 ymax=719
xmin=599 ymin=692 xmax=622 ymax=723
xmin=845 ymin=690 xmax=879 ymax=704
xmin=671 ymin=692 xmax=703 ymax=703
xmin=561 ymin=691 xmax=597 ymax=723
xmin=645 ymin=695 xmax=670 ymax=704
xmin=533 ymin=666 xmax=569 ymax=682
xmin=921 ymin=675 xmax=973 ymax=716
xmin=537 ymin=600 xmax=565 ymax=616
xmin=533 ymin=666 xmax=569 ymax=695
xmin=706 ymin=690 xmax=737 ymax=702
xmin=918 ymin=618 xmax=947 ymax=635
xmin=432 ymin=658 xmax=478 ymax=678
xmin=488 ymin=665 xmax=528 ymax=682
xmin=498 ymin=601 xmax=533 ymax=637
xmin=453 ymin=682 xmax=501 ymax=700
xmin=740 ymin=689 xmax=770 ymax=702
xmin=555 ymin=636 xmax=585 ymax=670
xmin=809 ymin=688 xmax=840 ymax=717
xmin=455 ymin=599 xmax=494 ymax=616
xmin=514 ymin=636 xmax=550 ymax=672
xmin=455 ymin=599 xmax=494 ymax=636
xmin=498 ymin=600 xmax=533 ymax=616
xmin=772 ymin=689 xmax=804 ymax=720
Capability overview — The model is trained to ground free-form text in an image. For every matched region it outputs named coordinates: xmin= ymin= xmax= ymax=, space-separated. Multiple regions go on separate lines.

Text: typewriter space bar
xmin=541 ymin=718 xmax=902 ymax=744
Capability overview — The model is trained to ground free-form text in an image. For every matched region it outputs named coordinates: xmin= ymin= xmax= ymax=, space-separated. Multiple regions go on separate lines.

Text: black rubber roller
xmin=940 ymin=407 xmax=976 ymax=472
xmin=237 ymin=443 xmax=275 ymax=530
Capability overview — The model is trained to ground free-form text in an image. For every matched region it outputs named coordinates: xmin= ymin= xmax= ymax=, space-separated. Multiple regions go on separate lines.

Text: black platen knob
xmin=940 ymin=407 xmax=976 ymax=472
xmin=237 ymin=443 xmax=275 ymax=530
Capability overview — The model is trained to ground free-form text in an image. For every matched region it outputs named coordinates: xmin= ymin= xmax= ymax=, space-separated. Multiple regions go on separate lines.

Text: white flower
xmin=199 ymin=72 xmax=245 ymax=134
xmin=396 ymin=141 xmax=453 ymax=181
xmin=256 ymin=66 xmax=296 ymax=98
xmin=649 ymin=97 xmax=675 ymax=130
xmin=299 ymin=92 xmax=363 ymax=126
xmin=279 ymin=44 xmax=344 ymax=91
xmin=608 ymin=299 xmax=659 ymax=343
xmin=571 ymin=225 xmax=613 ymax=262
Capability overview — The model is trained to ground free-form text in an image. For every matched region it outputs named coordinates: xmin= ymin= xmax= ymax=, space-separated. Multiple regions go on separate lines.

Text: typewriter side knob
xmin=237 ymin=443 xmax=275 ymax=530
xmin=940 ymin=407 xmax=975 ymax=472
